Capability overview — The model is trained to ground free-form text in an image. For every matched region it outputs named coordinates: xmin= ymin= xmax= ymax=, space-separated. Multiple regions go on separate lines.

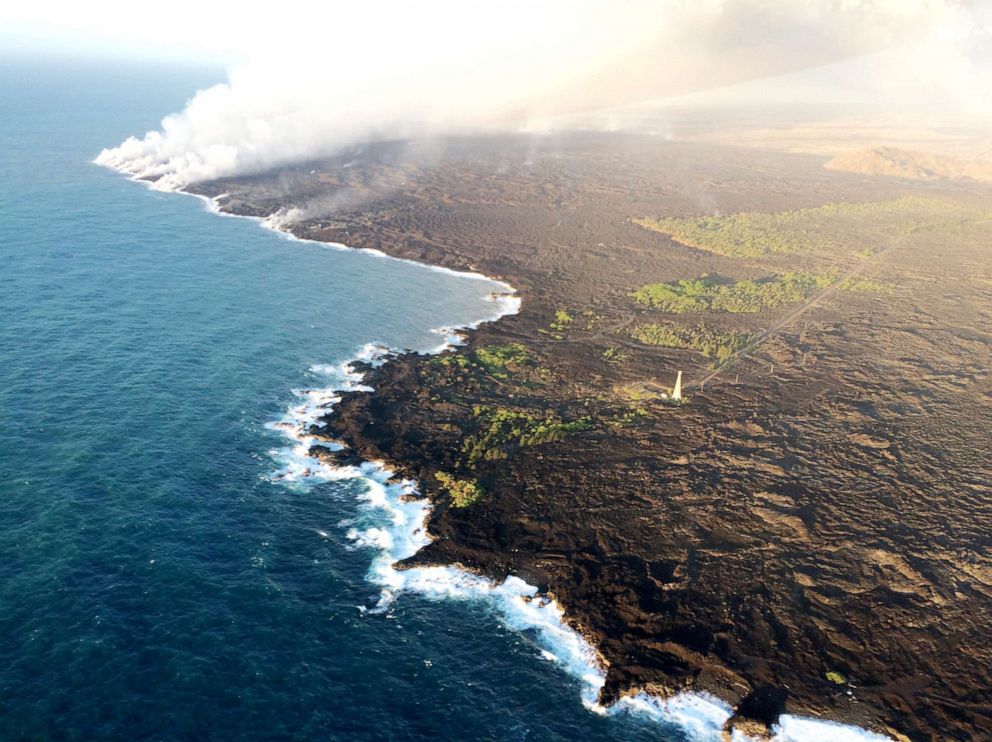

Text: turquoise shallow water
xmin=0 ymin=57 xmax=683 ymax=740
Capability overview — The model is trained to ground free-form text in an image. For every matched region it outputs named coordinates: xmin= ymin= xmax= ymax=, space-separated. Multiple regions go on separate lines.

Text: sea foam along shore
xmin=96 ymin=162 xmax=895 ymax=742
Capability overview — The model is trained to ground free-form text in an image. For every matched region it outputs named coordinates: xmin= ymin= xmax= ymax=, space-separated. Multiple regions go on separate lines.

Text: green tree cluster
xmin=634 ymin=197 xmax=986 ymax=258
xmin=474 ymin=343 xmax=528 ymax=379
xmin=462 ymin=405 xmax=591 ymax=466
xmin=631 ymin=271 xmax=854 ymax=314
xmin=836 ymin=277 xmax=891 ymax=293
xmin=629 ymin=322 xmax=750 ymax=362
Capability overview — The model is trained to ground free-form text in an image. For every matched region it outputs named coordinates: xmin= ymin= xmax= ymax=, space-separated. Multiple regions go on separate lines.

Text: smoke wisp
xmin=95 ymin=0 xmax=985 ymax=189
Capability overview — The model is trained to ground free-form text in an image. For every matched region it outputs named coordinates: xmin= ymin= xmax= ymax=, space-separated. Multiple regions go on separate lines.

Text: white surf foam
xmin=98 ymin=161 xmax=892 ymax=742
xmin=770 ymin=716 xmax=895 ymax=742
xmin=265 ymin=355 xmax=375 ymax=485
xmin=93 ymin=159 xmax=521 ymax=296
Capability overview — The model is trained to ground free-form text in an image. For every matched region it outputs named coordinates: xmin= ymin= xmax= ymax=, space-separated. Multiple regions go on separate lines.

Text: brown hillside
xmin=825 ymin=145 xmax=992 ymax=182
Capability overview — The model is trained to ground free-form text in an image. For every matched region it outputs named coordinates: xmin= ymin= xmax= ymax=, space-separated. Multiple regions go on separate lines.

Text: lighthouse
xmin=672 ymin=370 xmax=683 ymax=402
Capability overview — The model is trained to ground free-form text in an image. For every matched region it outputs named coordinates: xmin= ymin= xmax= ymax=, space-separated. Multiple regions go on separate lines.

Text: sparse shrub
xmin=434 ymin=471 xmax=484 ymax=508
xmin=836 ymin=277 xmax=892 ymax=293
xmin=602 ymin=347 xmax=628 ymax=363
xmin=429 ymin=353 xmax=470 ymax=368
xmin=550 ymin=309 xmax=574 ymax=331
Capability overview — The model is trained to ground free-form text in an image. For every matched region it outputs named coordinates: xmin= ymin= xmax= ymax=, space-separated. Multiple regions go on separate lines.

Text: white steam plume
xmin=95 ymin=0 xmax=982 ymax=189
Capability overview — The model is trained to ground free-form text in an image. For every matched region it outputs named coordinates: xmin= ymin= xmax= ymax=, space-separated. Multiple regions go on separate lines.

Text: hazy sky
xmin=6 ymin=1 xmax=987 ymax=76
xmin=7 ymin=1 xmax=987 ymax=186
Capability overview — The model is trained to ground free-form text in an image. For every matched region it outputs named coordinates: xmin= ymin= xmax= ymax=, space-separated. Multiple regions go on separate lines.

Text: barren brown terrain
xmin=825 ymin=146 xmax=992 ymax=184
xmin=188 ymin=133 xmax=992 ymax=741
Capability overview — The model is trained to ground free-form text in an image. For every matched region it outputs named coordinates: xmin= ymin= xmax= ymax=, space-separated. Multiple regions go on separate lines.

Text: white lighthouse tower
xmin=672 ymin=370 xmax=683 ymax=402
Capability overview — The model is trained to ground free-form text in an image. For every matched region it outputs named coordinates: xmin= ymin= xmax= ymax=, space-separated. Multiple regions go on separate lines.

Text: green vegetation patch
xmin=631 ymin=271 xmax=890 ymax=314
xmin=462 ymin=405 xmax=592 ymax=466
xmin=550 ymin=309 xmax=574 ymax=331
xmin=474 ymin=343 xmax=528 ymax=379
xmin=601 ymin=347 xmax=628 ymax=363
xmin=428 ymin=352 xmax=471 ymax=369
xmin=835 ymin=276 xmax=891 ymax=293
xmin=825 ymin=671 xmax=847 ymax=686
xmin=630 ymin=322 xmax=750 ymax=362
xmin=434 ymin=471 xmax=484 ymax=507
xmin=635 ymin=197 xmax=988 ymax=258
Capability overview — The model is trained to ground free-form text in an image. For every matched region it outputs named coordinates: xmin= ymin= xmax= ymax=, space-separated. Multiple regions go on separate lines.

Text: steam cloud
xmin=96 ymin=0 xmax=985 ymax=190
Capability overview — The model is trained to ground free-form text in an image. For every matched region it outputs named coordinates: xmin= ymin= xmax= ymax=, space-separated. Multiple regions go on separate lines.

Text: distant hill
xmin=825 ymin=146 xmax=992 ymax=183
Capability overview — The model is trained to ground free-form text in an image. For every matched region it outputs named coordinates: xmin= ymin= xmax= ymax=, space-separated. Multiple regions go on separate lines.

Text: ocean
xmin=0 ymin=56 xmax=884 ymax=742
xmin=0 ymin=56 xmax=678 ymax=741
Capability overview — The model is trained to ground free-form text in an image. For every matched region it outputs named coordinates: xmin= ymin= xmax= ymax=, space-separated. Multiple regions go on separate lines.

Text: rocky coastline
xmin=186 ymin=133 xmax=992 ymax=741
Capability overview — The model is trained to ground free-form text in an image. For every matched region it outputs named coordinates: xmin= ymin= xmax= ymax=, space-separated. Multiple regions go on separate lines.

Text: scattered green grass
xmin=635 ymin=197 xmax=988 ymax=258
xmin=631 ymin=271 xmax=890 ymax=314
xmin=629 ymin=322 xmax=750 ymax=362
xmin=434 ymin=471 xmax=484 ymax=507
xmin=462 ymin=405 xmax=592 ymax=466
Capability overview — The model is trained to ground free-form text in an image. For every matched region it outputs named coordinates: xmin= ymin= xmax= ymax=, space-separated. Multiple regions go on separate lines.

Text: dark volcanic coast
xmin=189 ymin=133 xmax=992 ymax=740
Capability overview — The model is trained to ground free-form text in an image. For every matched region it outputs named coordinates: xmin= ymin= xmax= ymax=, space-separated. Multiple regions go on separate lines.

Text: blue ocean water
xmin=0 ymin=57 xmax=684 ymax=741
